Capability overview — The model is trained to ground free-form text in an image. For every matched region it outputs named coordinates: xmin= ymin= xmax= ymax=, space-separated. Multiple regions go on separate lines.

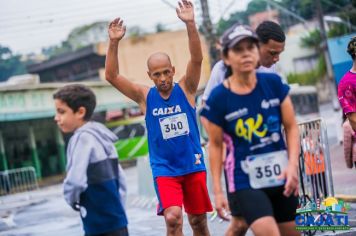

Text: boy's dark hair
xmin=347 ymin=36 xmax=356 ymax=60
xmin=53 ymin=84 xmax=96 ymax=121
xmin=256 ymin=21 xmax=285 ymax=44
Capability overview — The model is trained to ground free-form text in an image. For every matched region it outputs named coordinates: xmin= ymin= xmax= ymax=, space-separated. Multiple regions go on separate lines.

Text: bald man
xmin=105 ymin=1 xmax=212 ymax=236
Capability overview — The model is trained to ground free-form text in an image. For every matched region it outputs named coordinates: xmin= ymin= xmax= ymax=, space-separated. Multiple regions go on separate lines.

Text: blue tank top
xmin=145 ymin=83 xmax=205 ymax=177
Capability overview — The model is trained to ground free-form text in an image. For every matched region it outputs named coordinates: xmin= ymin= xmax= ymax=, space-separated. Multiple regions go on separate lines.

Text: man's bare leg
xmin=188 ymin=213 xmax=210 ymax=236
xmin=164 ymin=206 xmax=184 ymax=236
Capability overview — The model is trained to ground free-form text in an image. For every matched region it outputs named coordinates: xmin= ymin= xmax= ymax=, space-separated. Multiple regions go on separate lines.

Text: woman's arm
xmin=280 ymin=96 xmax=300 ymax=197
xmin=343 ymin=121 xmax=353 ymax=168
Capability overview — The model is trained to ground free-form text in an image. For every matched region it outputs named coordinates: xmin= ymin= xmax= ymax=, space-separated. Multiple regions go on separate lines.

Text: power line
xmin=0 ymin=0 xmax=111 ymax=17
xmin=161 ymin=0 xmax=176 ymax=10
xmin=0 ymin=0 xmax=204 ymax=54
xmin=321 ymin=0 xmax=346 ymax=10
xmin=262 ymin=0 xmax=309 ymax=29
xmin=216 ymin=0 xmax=236 ymax=22
xmin=2 ymin=20 xmax=186 ymax=53
xmin=0 ymin=0 xmax=161 ymax=21
xmin=0 ymin=12 xmax=178 ymax=38
xmin=0 ymin=0 xmax=204 ymax=37
xmin=321 ymin=0 xmax=356 ymax=31
xmin=0 ymin=4 xmax=173 ymax=31
xmin=0 ymin=4 xmax=158 ymax=25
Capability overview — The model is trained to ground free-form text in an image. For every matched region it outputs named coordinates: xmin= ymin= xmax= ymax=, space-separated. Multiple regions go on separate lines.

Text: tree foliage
xmin=334 ymin=0 xmax=356 ymax=37
xmin=216 ymin=0 xmax=267 ymax=35
xmin=42 ymin=21 xmax=109 ymax=58
xmin=216 ymin=0 xmax=353 ymax=37
xmin=328 ymin=24 xmax=349 ymax=38
xmin=127 ymin=26 xmax=145 ymax=37
xmin=155 ymin=23 xmax=167 ymax=33
xmin=67 ymin=21 xmax=108 ymax=49
xmin=0 ymin=45 xmax=27 ymax=82
xmin=300 ymin=30 xmax=322 ymax=52
xmin=41 ymin=41 xmax=73 ymax=59
xmin=287 ymin=56 xmax=326 ymax=85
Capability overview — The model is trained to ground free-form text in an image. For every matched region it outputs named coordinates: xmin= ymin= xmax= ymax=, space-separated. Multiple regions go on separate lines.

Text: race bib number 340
xmin=241 ymin=150 xmax=288 ymax=189
xmin=159 ymin=113 xmax=190 ymax=140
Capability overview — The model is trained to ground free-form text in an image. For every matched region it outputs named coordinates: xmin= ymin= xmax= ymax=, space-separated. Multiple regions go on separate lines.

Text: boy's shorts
xmin=154 ymin=171 xmax=213 ymax=215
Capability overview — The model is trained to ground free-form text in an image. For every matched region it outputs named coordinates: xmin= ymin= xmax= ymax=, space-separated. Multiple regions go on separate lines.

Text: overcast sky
xmin=0 ymin=0 xmax=250 ymax=55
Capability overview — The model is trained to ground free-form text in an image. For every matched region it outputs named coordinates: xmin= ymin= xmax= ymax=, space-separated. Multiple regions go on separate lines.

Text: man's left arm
xmin=176 ymin=0 xmax=203 ymax=99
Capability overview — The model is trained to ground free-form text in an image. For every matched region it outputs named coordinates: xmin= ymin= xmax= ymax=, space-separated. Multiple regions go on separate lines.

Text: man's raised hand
xmin=108 ymin=18 xmax=126 ymax=42
xmin=176 ymin=0 xmax=195 ymax=23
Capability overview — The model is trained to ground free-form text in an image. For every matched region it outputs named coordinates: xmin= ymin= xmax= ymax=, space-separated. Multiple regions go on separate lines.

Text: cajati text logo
xmin=295 ymin=197 xmax=351 ymax=231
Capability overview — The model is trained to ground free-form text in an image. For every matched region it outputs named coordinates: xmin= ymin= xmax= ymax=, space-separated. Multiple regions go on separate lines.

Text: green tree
xmin=216 ymin=0 xmax=267 ymax=36
xmin=216 ymin=0 xmax=352 ymax=36
xmin=328 ymin=24 xmax=349 ymax=38
xmin=335 ymin=0 xmax=356 ymax=36
xmin=42 ymin=21 xmax=109 ymax=58
xmin=128 ymin=26 xmax=146 ymax=37
xmin=67 ymin=21 xmax=108 ymax=49
xmin=288 ymin=29 xmax=327 ymax=85
xmin=300 ymin=30 xmax=323 ymax=52
xmin=279 ymin=0 xmax=314 ymax=20
xmin=247 ymin=0 xmax=268 ymax=14
xmin=216 ymin=12 xmax=246 ymax=36
xmin=155 ymin=23 xmax=167 ymax=33
xmin=41 ymin=41 xmax=73 ymax=59
xmin=287 ymin=56 xmax=326 ymax=85
xmin=279 ymin=0 xmax=351 ymax=20
xmin=0 ymin=45 xmax=26 ymax=82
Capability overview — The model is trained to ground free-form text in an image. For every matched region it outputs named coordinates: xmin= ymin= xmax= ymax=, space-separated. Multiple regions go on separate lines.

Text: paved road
xmin=0 ymin=165 xmax=246 ymax=236
xmin=1 ymin=102 xmax=356 ymax=236
xmin=1 ymin=150 xmax=356 ymax=236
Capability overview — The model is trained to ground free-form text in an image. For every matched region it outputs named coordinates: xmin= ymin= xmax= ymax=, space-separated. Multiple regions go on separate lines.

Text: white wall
xmin=276 ymin=21 xmax=319 ymax=78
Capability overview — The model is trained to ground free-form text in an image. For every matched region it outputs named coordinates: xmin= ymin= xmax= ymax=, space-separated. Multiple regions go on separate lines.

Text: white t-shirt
xmin=201 ymin=60 xmax=277 ymax=101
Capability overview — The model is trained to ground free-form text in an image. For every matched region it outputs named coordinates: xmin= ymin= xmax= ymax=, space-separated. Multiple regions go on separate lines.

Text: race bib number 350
xmin=159 ymin=113 xmax=190 ymax=140
xmin=241 ymin=150 xmax=288 ymax=189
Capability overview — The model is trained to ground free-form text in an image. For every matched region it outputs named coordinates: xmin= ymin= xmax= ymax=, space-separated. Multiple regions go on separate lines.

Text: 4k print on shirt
xmin=235 ymin=114 xmax=267 ymax=142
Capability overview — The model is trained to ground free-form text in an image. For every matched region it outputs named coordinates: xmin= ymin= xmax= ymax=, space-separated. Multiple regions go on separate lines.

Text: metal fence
xmin=297 ymin=118 xmax=334 ymax=205
xmin=0 ymin=167 xmax=39 ymax=196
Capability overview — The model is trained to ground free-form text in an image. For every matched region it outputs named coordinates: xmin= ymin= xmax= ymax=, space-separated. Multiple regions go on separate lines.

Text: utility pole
xmin=315 ymin=0 xmax=333 ymax=79
xmin=315 ymin=0 xmax=339 ymax=109
xmin=199 ymin=0 xmax=219 ymax=67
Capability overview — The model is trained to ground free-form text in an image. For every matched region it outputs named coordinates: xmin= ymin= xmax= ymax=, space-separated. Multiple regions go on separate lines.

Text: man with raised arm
xmin=105 ymin=1 xmax=212 ymax=235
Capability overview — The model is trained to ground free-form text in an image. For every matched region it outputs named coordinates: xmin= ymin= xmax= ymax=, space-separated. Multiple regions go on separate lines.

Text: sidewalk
xmin=326 ymin=143 xmax=356 ymax=235
xmin=330 ymin=144 xmax=356 ymax=199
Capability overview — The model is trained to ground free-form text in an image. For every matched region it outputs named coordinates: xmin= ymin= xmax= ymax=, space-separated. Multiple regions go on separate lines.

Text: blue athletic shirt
xmin=200 ymin=73 xmax=290 ymax=190
xmin=145 ymin=83 xmax=206 ymax=178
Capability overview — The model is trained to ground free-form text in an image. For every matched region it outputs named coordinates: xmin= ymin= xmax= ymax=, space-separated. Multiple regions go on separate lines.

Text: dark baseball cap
xmin=221 ymin=23 xmax=258 ymax=50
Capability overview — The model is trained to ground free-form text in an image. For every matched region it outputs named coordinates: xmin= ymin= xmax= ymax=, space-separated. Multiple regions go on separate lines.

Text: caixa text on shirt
xmin=152 ymin=105 xmax=182 ymax=116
